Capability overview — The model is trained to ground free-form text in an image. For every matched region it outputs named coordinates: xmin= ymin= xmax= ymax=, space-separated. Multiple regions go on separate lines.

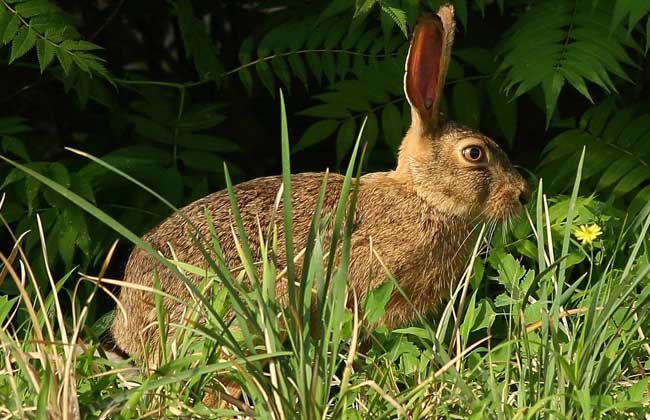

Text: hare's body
xmin=112 ymin=5 xmax=531 ymax=363
xmin=112 ymin=170 xmax=475 ymax=360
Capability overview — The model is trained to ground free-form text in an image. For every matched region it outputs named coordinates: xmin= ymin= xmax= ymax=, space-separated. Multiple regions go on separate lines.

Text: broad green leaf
xmin=9 ymin=26 xmax=37 ymax=63
xmin=16 ymin=0 xmax=59 ymax=18
xmin=2 ymin=14 xmax=19 ymax=45
xmin=613 ymin=166 xmax=650 ymax=195
xmin=363 ymin=281 xmax=393 ymax=324
xmin=57 ymin=218 xmax=77 ymax=268
xmin=55 ymin=48 xmax=72 ymax=74
xmin=179 ymin=151 xmax=224 ymax=173
xmin=0 ymin=7 xmax=11 ymax=39
xmin=294 ymin=119 xmax=339 ymax=153
xmin=35 ymin=38 xmax=56 ymax=71
xmin=59 ymin=39 xmax=102 ymax=51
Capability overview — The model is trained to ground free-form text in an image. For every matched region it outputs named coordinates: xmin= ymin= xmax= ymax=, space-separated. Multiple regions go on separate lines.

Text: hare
xmin=111 ymin=4 xmax=530 ymax=363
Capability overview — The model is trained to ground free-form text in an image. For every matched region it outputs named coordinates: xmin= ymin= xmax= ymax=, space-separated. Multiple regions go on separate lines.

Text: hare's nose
xmin=518 ymin=183 xmax=531 ymax=206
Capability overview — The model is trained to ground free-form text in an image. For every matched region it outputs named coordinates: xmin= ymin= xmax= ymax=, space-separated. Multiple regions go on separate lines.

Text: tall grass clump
xmin=1 ymin=101 xmax=650 ymax=418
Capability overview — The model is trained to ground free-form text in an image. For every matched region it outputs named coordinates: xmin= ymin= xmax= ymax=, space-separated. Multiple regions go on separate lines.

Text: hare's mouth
xmin=479 ymin=198 xmax=525 ymax=227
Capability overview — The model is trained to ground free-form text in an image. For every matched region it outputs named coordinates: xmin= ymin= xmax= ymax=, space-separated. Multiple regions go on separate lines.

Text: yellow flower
xmin=573 ymin=224 xmax=603 ymax=245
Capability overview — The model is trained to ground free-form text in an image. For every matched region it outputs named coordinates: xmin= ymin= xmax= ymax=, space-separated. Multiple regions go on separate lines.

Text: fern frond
xmin=175 ymin=0 xmax=224 ymax=83
xmin=497 ymin=0 xmax=640 ymax=126
xmin=238 ymin=2 xmax=409 ymax=97
xmin=539 ymin=100 xmax=650 ymax=213
xmin=0 ymin=0 xmax=110 ymax=80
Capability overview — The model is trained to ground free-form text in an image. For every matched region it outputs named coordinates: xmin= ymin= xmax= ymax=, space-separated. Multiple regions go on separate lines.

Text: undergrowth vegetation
xmin=1 ymin=0 xmax=650 ymax=418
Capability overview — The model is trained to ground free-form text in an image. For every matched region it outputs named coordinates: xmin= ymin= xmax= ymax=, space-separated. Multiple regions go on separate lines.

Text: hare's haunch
xmin=111 ymin=4 xmax=530 ymax=362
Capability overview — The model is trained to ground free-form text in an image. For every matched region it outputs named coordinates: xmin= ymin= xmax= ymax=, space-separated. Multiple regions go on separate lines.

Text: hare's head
xmin=392 ymin=5 xmax=529 ymax=224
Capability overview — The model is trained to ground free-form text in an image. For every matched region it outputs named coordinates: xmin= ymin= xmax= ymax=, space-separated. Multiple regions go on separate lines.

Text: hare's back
xmin=133 ymin=172 xmax=345 ymax=280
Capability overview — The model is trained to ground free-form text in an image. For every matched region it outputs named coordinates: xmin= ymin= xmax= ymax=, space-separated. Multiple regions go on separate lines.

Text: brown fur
xmin=111 ymin=4 xmax=530 ymax=363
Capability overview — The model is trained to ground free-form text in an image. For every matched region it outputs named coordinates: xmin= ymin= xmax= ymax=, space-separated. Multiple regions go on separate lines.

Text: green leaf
xmin=542 ymin=73 xmax=565 ymax=127
xmin=16 ymin=0 xmax=59 ymax=18
xmin=452 ymin=80 xmax=481 ymax=128
xmin=0 ymin=117 xmax=30 ymax=135
xmin=299 ymin=104 xmax=351 ymax=119
xmin=498 ymin=0 xmax=638 ymax=123
xmin=359 ymin=111 xmax=378 ymax=155
xmin=336 ymin=118 xmax=356 ymax=166
xmin=294 ymin=119 xmax=339 ymax=153
xmin=159 ymin=167 xmax=184 ymax=205
xmin=59 ymin=39 xmax=102 ymax=51
xmin=1 ymin=136 xmax=30 ymax=160
xmin=487 ymin=78 xmax=517 ymax=146
xmin=613 ymin=166 xmax=650 ymax=195
xmin=177 ymin=134 xmax=240 ymax=153
xmin=379 ymin=3 xmax=407 ymax=37
xmin=179 ymin=151 xmax=224 ymax=173
xmin=57 ymin=218 xmax=77 ymax=268
xmin=9 ymin=26 xmax=36 ymax=63
xmin=176 ymin=0 xmax=223 ymax=82
xmin=0 ymin=7 xmax=12 ymax=39
xmin=2 ymin=14 xmax=19 ymax=45
xmin=354 ymin=0 xmax=378 ymax=20
xmin=55 ymin=48 xmax=72 ymax=74
xmin=35 ymin=38 xmax=56 ymax=71
xmin=363 ymin=281 xmax=393 ymax=324
xmin=646 ymin=15 xmax=650 ymax=54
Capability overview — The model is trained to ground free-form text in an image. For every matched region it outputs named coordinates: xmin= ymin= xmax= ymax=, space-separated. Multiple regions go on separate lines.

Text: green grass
xmin=1 ymin=101 xmax=650 ymax=419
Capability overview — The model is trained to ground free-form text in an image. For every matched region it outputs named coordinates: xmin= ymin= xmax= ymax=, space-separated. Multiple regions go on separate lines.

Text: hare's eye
xmin=462 ymin=146 xmax=484 ymax=163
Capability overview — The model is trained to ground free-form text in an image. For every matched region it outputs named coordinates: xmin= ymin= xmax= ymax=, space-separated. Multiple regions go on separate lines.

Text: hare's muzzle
xmin=518 ymin=182 xmax=531 ymax=206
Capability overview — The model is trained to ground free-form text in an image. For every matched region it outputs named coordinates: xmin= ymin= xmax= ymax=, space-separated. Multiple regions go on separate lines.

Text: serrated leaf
xmin=379 ymin=4 xmax=407 ymax=37
xmin=35 ymin=38 xmax=55 ymax=71
xmin=16 ymin=0 xmax=59 ymax=18
xmin=59 ymin=39 xmax=102 ymax=51
xmin=2 ymin=14 xmax=19 ymax=45
xmin=176 ymin=0 xmax=223 ymax=82
xmin=354 ymin=0 xmax=378 ymax=20
xmin=9 ymin=26 xmax=36 ymax=63
xmin=0 ymin=8 xmax=11 ymax=39
xmin=56 ymin=48 xmax=72 ymax=74
xmin=294 ymin=119 xmax=339 ymax=153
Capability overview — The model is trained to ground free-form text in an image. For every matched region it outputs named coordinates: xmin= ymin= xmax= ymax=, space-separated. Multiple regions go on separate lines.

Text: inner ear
xmin=405 ymin=15 xmax=444 ymax=123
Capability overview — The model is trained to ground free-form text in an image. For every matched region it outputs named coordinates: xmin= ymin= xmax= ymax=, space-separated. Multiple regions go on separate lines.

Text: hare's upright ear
xmin=405 ymin=5 xmax=455 ymax=133
xmin=394 ymin=5 xmax=454 ymax=180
